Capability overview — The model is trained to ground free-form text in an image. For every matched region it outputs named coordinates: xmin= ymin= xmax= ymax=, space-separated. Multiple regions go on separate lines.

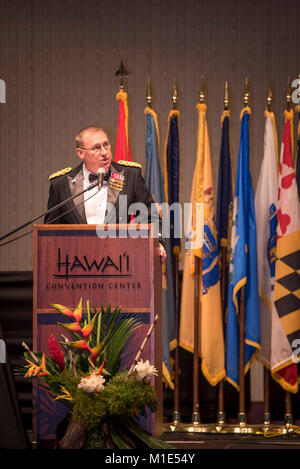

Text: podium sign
xmin=33 ymin=224 xmax=162 ymax=443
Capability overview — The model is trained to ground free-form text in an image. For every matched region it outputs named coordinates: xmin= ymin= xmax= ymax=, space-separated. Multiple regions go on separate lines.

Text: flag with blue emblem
xmin=144 ymin=105 xmax=176 ymax=389
xmin=226 ymin=107 xmax=261 ymax=389
xmin=179 ymin=103 xmax=225 ymax=385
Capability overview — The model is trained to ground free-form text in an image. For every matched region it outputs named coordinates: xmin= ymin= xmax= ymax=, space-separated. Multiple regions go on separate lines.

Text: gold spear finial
xmin=224 ymin=81 xmax=229 ymax=110
xmin=244 ymin=77 xmax=250 ymax=106
xmin=146 ymin=77 xmax=152 ymax=107
xmin=267 ymin=85 xmax=272 ymax=111
xmin=286 ymin=76 xmax=292 ymax=110
xmin=115 ymin=60 xmax=129 ymax=90
xmin=199 ymin=75 xmax=205 ymax=103
xmin=172 ymin=81 xmax=178 ymax=109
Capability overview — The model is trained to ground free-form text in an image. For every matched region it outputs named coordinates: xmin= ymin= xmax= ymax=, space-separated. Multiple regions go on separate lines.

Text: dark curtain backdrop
xmin=0 ymin=0 xmax=299 ymax=270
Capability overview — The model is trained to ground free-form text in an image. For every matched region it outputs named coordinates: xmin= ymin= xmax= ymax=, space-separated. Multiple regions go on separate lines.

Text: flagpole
xmin=115 ymin=60 xmax=129 ymax=90
xmin=217 ymin=81 xmax=230 ymax=427
xmin=191 ymin=79 xmax=206 ymax=426
xmin=171 ymin=82 xmax=182 ymax=426
xmin=262 ymin=87 xmax=274 ymax=428
xmin=284 ymin=77 xmax=293 ymax=429
xmin=237 ymin=78 xmax=250 ymax=428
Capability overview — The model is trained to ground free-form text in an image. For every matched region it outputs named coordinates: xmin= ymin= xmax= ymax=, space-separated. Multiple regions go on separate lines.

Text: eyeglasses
xmin=80 ymin=142 xmax=111 ymax=153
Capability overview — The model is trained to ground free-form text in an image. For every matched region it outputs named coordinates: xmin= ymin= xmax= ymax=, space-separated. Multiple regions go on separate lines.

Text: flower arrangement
xmin=19 ymin=299 xmax=173 ymax=449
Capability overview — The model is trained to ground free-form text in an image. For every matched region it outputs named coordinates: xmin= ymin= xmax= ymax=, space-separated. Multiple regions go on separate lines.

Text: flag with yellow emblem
xmin=271 ymin=109 xmax=300 ymax=392
xmin=179 ymin=103 xmax=225 ymax=386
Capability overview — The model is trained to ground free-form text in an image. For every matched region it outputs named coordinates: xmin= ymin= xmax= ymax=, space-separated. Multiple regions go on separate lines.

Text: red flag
xmin=115 ymin=89 xmax=132 ymax=162
xmin=271 ymin=109 xmax=300 ymax=393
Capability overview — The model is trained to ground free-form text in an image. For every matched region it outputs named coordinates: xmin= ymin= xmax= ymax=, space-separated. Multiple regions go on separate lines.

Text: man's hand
xmin=159 ymin=244 xmax=167 ymax=262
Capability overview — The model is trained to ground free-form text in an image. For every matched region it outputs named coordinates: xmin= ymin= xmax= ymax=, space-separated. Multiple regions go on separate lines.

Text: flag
xmin=216 ymin=110 xmax=233 ymax=253
xmin=179 ymin=103 xmax=225 ymax=386
xmin=114 ymin=89 xmax=132 ymax=162
xmin=144 ymin=106 xmax=176 ymax=389
xmin=225 ymin=107 xmax=260 ymax=389
xmin=255 ymin=110 xmax=278 ymax=368
xmin=296 ymin=106 xmax=300 ymax=201
xmin=164 ymin=110 xmax=181 ymax=256
xmin=216 ymin=110 xmax=233 ymax=312
xmin=271 ymin=109 xmax=300 ymax=392
xmin=254 ymin=110 xmax=293 ymax=387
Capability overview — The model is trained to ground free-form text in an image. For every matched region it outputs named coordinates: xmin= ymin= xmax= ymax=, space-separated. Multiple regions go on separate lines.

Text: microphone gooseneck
xmin=97 ymin=168 xmax=106 ymax=191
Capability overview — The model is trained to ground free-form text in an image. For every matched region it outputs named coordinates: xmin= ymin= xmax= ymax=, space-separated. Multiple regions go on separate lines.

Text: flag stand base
xmin=217 ymin=411 xmax=226 ymax=425
xmin=172 ymin=411 xmax=181 ymax=426
xmin=163 ymin=421 xmax=300 ymax=436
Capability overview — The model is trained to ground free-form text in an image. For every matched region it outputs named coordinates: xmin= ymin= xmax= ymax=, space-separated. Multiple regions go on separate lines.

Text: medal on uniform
xmin=109 ymin=172 xmax=125 ymax=191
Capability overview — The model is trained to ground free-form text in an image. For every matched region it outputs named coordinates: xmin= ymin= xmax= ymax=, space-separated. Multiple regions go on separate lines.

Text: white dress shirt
xmin=82 ymin=164 xmax=108 ymax=224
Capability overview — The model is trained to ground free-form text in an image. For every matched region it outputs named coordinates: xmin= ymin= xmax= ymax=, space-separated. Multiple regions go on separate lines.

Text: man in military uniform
xmin=45 ymin=125 xmax=166 ymax=258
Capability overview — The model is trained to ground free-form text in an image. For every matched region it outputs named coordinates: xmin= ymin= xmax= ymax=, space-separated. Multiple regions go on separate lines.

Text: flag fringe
xmin=144 ymin=106 xmax=160 ymax=146
xmin=225 ymin=338 xmax=260 ymax=391
xmin=284 ymin=108 xmax=294 ymax=157
xmin=257 ymin=356 xmax=299 ymax=393
xmin=271 ymin=371 xmax=298 ymax=394
xmin=240 ymin=106 xmax=251 ymax=120
xmin=221 ymin=109 xmax=230 ymax=124
xmin=178 ymin=340 xmax=225 ymax=386
xmin=225 ymin=376 xmax=240 ymax=391
xmin=258 ymin=287 xmax=271 ymax=312
xmin=162 ymin=362 xmax=175 ymax=390
xmin=201 ymin=360 xmax=225 ymax=387
xmin=169 ymin=337 xmax=178 ymax=352
xmin=232 ymin=276 xmax=247 ymax=313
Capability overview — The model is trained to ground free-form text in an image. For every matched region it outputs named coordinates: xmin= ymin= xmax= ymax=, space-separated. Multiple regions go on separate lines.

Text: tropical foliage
xmin=19 ymin=299 xmax=173 ymax=449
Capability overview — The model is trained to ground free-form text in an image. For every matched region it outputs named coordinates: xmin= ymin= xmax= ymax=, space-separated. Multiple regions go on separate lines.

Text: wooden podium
xmin=33 ymin=224 xmax=162 ymax=443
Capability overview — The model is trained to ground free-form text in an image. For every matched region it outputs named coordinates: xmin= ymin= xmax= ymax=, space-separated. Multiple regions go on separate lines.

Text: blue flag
xmin=225 ymin=108 xmax=261 ymax=389
xmin=145 ymin=106 xmax=176 ymax=389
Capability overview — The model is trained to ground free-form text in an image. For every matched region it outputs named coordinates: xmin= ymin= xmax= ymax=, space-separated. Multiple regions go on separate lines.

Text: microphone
xmin=97 ymin=168 xmax=106 ymax=190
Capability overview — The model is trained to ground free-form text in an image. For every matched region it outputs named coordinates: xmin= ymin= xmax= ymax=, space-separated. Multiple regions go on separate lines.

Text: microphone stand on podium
xmin=0 ymin=175 xmax=104 ymax=244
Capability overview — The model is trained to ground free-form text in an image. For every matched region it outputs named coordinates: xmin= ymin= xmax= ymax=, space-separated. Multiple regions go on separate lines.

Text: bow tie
xmin=89 ymin=172 xmax=109 ymax=183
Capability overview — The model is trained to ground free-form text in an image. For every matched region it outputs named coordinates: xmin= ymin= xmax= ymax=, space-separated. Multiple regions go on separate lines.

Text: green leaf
xmin=109 ymin=421 xmax=133 ymax=449
xmin=123 ymin=418 xmax=175 ymax=449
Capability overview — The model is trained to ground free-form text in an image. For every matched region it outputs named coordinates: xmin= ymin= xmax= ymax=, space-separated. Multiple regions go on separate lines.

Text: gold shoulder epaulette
xmin=49 ymin=167 xmax=72 ymax=180
xmin=117 ymin=160 xmax=142 ymax=169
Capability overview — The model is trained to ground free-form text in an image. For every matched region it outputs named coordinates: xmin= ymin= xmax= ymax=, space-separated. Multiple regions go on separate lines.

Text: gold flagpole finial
xmin=286 ymin=76 xmax=292 ymax=111
xmin=146 ymin=77 xmax=152 ymax=107
xmin=244 ymin=77 xmax=250 ymax=106
xmin=267 ymin=85 xmax=272 ymax=111
xmin=115 ymin=60 xmax=129 ymax=90
xmin=199 ymin=75 xmax=205 ymax=103
xmin=172 ymin=81 xmax=178 ymax=109
xmin=224 ymin=81 xmax=229 ymax=110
